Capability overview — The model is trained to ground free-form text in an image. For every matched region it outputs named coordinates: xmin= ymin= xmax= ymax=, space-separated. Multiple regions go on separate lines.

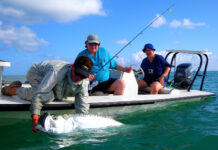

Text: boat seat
xmin=139 ymin=87 xmax=171 ymax=94
xmin=91 ymin=91 xmax=110 ymax=96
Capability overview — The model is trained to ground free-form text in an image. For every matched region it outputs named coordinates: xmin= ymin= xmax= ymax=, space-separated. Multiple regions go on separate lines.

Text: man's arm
xmin=116 ymin=64 xmax=132 ymax=73
xmin=158 ymin=66 xmax=170 ymax=85
xmin=30 ymin=69 xmax=58 ymax=115
xmin=74 ymin=80 xmax=90 ymax=114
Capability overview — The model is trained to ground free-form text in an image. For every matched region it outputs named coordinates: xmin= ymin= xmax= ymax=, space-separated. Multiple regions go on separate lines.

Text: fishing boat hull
xmin=0 ymin=88 xmax=215 ymax=119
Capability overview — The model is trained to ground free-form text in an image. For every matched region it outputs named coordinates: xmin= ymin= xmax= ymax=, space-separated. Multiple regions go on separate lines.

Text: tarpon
xmin=36 ymin=113 xmax=122 ymax=134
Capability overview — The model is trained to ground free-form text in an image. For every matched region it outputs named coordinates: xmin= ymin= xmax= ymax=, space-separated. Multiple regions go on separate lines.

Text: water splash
xmin=36 ymin=114 xmax=122 ymax=134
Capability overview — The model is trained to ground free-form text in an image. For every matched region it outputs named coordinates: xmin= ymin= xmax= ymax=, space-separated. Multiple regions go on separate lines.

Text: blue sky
xmin=0 ymin=0 xmax=218 ymax=75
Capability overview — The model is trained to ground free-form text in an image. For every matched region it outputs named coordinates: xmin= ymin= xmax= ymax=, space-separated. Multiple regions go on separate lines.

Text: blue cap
xmin=142 ymin=43 xmax=155 ymax=52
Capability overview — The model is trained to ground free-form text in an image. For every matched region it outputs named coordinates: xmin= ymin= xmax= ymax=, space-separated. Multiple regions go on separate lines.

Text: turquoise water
xmin=1 ymin=71 xmax=218 ymax=150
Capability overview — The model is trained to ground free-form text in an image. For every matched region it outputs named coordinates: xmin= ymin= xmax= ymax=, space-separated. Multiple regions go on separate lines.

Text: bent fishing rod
xmin=95 ymin=3 xmax=175 ymax=75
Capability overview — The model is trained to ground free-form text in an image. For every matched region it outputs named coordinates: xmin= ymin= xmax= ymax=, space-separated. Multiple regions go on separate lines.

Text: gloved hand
xmin=32 ymin=114 xmax=42 ymax=133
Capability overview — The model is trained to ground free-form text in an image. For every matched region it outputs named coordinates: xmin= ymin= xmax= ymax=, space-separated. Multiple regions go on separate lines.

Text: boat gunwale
xmin=0 ymin=91 xmax=215 ymax=111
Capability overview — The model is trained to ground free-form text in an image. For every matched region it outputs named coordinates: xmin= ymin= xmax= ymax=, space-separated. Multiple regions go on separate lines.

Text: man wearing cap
xmin=78 ymin=34 xmax=132 ymax=95
xmin=1 ymin=56 xmax=93 ymax=132
xmin=137 ymin=43 xmax=170 ymax=94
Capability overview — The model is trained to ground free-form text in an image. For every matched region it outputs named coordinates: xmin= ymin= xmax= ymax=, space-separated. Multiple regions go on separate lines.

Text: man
xmin=137 ymin=43 xmax=170 ymax=94
xmin=2 ymin=56 xmax=93 ymax=132
xmin=78 ymin=34 xmax=132 ymax=95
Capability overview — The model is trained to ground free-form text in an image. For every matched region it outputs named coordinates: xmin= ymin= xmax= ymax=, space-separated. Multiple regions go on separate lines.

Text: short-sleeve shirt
xmin=141 ymin=54 xmax=170 ymax=85
xmin=78 ymin=47 xmax=117 ymax=83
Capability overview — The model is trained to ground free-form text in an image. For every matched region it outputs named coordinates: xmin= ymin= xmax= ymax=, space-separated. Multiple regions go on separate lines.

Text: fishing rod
xmin=94 ymin=4 xmax=175 ymax=75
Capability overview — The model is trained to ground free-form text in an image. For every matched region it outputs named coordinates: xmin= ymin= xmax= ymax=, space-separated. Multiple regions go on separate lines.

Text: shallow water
xmin=1 ymin=71 xmax=218 ymax=150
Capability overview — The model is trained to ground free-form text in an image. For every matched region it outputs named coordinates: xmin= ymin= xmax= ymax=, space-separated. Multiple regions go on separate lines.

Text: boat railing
xmin=165 ymin=50 xmax=211 ymax=91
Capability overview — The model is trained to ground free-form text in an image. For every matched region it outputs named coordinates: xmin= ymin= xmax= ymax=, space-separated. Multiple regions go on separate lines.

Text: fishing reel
xmin=130 ymin=64 xmax=144 ymax=80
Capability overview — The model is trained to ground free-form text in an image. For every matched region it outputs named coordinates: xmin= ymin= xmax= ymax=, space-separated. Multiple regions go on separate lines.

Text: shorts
xmin=91 ymin=79 xmax=116 ymax=94
xmin=144 ymin=79 xmax=160 ymax=86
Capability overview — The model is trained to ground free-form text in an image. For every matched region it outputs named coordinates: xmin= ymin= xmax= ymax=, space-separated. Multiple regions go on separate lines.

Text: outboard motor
xmin=174 ymin=63 xmax=193 ymax=89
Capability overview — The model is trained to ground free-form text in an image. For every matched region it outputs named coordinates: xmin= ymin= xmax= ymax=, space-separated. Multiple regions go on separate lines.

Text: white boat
xmin=0 ymin=50 xmax=215 ymax=120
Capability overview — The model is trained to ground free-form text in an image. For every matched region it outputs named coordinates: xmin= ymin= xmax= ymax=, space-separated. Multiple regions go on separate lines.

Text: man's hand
xmin=89 ymin=74 xmax=95 ymax=82
xmin=124 ymin=66 xmax=133 ymax=73
xmin=32 ymin=114 xmax=41 ymax=133
xmin=157 ymin=75 xmax=165 ymax=86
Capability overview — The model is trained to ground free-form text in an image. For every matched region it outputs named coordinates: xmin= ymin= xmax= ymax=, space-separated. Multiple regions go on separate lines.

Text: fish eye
xmin=52 ymin=115 xmax=57 ymax=120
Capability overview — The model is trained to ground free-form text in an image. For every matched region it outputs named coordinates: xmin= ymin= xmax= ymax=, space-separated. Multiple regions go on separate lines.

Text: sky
xmin=0 ymin=0 xmax=218 ymax=75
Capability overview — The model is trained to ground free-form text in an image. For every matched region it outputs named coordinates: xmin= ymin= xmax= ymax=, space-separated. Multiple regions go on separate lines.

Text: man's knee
xmin=137 ymin=79 xmax=148 ymax=89
xmin=108 ymin=79 xmax=126 ymax=95
xmin=115 ymin=79 xmax=126 ymax=89
xmin=151 ymin=82 xmax=163 ymax=94
xmin=152 ymin=86 xmax=159 ymax=93
xmin=113 ymin=79 xmax=126 ymax=95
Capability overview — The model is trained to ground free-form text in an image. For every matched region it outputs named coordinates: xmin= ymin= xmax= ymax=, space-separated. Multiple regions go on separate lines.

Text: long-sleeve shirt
xmin=26 ymin=60 xmax=89 ymax=115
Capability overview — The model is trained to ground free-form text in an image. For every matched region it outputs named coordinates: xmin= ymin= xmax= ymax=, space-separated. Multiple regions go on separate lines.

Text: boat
xmin=0 ymin=50 xmax=215 ymax=120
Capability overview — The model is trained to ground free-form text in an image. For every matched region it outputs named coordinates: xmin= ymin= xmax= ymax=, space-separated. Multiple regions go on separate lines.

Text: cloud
xmin=116 ymin=50 xmax=217 ymax=71
xmin=0 ymin=21 xmax=49 ymax=51
xmin=183 ymin=19 xmax=205 ymax=29
xmin=117 ymin=50 xmax=195 ymax=67
xmin=169 ymin=19 xmax=182 ymax=28
xmin=132 ymin=51 xmax=145 ymax=63
xmin=119 ymin=50 xmax=195 ymax=66
xmin=170 ymin=19 xmax=205 ymax=29
xmin=0 ymin=0 xmax=106 ymax=24
xmin=209 ymin=55 xmax=218 ymax=70
xmin=116 ymin=51 xmax=145 ymax=66
xmin=39 ymin=54 xmax=62 ymax=60
xmin=116 ymin=39 xmax=128 ymax=45
xmin=151 ymin=14 xmax=167 ymax=28
xmin=39 ymin=54 xmax=76 ymax=63
xmin=116 ymin=57 xmax=126 ymax=65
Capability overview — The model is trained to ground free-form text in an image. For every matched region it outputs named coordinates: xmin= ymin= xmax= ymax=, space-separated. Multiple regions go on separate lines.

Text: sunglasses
xmin=88 ymin=43 xmax=99 ymax=46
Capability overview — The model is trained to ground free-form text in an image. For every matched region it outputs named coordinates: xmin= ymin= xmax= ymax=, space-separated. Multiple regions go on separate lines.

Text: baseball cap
xmin=86 ymin=34 xmax=100 ymax=44
xmin=74 ymin=56 xmax=93 ymax=78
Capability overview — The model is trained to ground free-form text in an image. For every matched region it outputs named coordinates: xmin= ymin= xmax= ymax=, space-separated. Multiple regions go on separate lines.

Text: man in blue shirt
xmin=137 ymin=43 xmax=170 ymax=94
xmin=78 ymin=34 xmax=132 ymax=95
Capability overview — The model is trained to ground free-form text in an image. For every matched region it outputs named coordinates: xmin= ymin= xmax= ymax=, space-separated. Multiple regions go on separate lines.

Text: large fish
xmin=36 ymin=113 xmax=122 ymax=134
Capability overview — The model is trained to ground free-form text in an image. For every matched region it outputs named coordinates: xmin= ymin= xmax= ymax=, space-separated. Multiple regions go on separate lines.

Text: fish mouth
xmin=38 ymin=112 xmax=50 ymax=128
xmin=38 ymin=113 xmax=63 ymax=131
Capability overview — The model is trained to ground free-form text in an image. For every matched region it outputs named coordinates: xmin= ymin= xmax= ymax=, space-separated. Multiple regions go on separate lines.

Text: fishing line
xmin=95 ymin=3 xmax=175 ymax=75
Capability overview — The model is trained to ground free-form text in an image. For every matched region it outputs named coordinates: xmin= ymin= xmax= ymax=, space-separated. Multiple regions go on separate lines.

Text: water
xmin=1 ymin=71 xmax=218 ymax=150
